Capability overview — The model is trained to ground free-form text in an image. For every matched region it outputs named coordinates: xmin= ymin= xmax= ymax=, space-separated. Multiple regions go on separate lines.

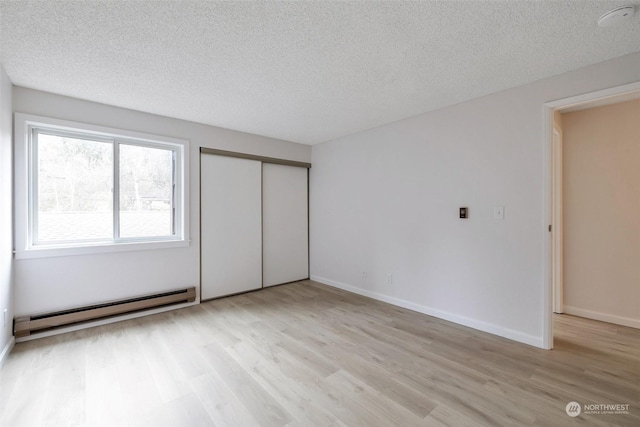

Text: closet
xmin=200 ymin=149 xmax=309 ymax=300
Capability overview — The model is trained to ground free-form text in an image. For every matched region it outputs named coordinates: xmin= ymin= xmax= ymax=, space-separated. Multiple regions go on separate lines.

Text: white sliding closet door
xmin=201 ymin=154 xmax=262 ymax=300
xmin=262 ymin=163 xmax=309 ymax=287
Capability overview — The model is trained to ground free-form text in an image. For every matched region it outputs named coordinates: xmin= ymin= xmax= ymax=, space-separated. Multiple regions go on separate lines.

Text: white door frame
xmin=541 ymin=81 xmax=640 ymax=350
xmin=551 ymin=127 xmax=563 ymax=315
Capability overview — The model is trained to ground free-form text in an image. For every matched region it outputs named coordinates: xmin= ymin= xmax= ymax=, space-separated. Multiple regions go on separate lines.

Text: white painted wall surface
xmin=0 ymin=66 xmax=14 ymax=359
xmin=13 ymin=87 xmax=311 ymax=316
xmin=562 ymin=100 xmax=640 ymax=328
xmin=310 ymin=52 xmax=640 ymax=348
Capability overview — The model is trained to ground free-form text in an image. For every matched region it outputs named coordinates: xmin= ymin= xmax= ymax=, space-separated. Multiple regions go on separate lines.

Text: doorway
xmin=543 ymin=81 xmax=640 ymax=349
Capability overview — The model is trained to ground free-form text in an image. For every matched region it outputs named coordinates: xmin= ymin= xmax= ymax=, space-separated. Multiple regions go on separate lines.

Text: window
xmin=15 ymin=114 xmax=189 ymax=258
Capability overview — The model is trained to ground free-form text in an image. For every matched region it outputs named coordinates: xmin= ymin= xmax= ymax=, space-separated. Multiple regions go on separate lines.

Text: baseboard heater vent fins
xmin=14 ymin=287 xmax=196 ymax=338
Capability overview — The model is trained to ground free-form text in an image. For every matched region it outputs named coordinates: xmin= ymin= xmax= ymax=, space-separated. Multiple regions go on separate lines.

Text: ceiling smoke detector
xmin=597 ymin=5 xmax=635 ymax=27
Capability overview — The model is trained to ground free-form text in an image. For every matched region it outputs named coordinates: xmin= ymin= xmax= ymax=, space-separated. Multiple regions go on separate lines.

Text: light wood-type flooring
xmin=1 ymin=280 xmax=639 ymax=426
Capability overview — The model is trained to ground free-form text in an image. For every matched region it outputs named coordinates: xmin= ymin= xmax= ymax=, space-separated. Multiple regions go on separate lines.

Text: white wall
xmin=310 ymin=51 xmax=640 ymax=348
xmin=13 ymin=87 xmax=311 ymax=316
xmin=562 ymin=100 xmax=640 ymax=328
xmin=0 ymin=66 xmax=14 ymax=359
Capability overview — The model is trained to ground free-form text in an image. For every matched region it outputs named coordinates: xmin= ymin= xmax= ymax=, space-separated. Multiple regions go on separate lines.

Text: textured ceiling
xmin=1 ymin=1 xmax=639 ymax=145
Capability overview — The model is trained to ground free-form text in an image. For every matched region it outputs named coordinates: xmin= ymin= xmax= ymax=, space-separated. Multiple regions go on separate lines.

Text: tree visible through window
xmin=119 ymin=144 xmax=173 ymax=238
xmin=33 ymin=130 xmax=178 ymax=245
xmin=37 ymin=133 xmax=113 ymax=242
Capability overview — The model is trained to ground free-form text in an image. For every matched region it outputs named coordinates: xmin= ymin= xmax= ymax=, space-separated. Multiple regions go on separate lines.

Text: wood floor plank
xmin=225 ymin=340 xmax=345 ymax=426
xmin=424 ymin=404 xmax=489 ymax=427
xmin=84 ymin=358 xmax=126 ymax=426
xmin=278 ymin=319 xmax=439 ymax=418
xmin=199 ymin=342 xmax=293 ymax=427
xmin=190 ymin=372 xmax=261 ymax=427
xmin=129 ymin=392 xmax=214 ymax=427
xmin=0 ymin=367 xmax=53 ymax=426
xmin=135 ymin=325 xmax=194 ymax=403
xmin=322 ymin=369 xmax=428 ymax=426
xmin=1 ymin=280 xmax=639 ymax=426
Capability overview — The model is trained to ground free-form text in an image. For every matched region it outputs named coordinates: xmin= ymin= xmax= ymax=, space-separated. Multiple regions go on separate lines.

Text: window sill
xmin=14 ymin=238 xmax=190 ymax=260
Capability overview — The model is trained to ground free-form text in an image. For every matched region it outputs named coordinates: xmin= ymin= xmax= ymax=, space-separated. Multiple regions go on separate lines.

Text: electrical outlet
xmin=387 ymin=274 xmax=393 ymax=285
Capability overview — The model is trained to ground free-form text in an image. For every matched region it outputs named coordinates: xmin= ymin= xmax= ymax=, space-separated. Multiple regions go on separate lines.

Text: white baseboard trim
xmin=311 ymin=275 xmax=544 ymax=348
xmin=15 ymin=300 xmax=198 ymax=343
xmin=563 ymin=306 xmax=640 ymax=329
xmin=0 ymin=336 xmax=15 ymax=368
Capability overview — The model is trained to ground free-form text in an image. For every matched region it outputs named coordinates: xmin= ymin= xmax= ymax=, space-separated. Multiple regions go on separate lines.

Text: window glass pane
xmin=36 ymin=133 xmax=113 ymax=242
xmin=119 ymin=144 xmax=173 ymax=238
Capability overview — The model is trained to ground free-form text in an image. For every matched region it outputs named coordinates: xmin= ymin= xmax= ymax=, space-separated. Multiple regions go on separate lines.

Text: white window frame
xmin=14 ymin=113 xmax=190 ymax=259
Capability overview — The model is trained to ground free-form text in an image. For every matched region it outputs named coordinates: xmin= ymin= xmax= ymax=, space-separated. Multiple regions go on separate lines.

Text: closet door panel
xmin=262 ymin=164 xmax=309 ymax=287
xmin=201 ymin=154 xmax=262 ymax=300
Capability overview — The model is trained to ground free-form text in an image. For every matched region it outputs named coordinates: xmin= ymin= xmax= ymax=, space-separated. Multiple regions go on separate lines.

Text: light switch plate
xmin=494 ymin=206 xmax=505 ymax=220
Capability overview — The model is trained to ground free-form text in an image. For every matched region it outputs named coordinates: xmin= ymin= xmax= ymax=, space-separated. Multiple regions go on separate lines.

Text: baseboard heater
xmin=14 ymin=287 xmax=196 ymax=338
